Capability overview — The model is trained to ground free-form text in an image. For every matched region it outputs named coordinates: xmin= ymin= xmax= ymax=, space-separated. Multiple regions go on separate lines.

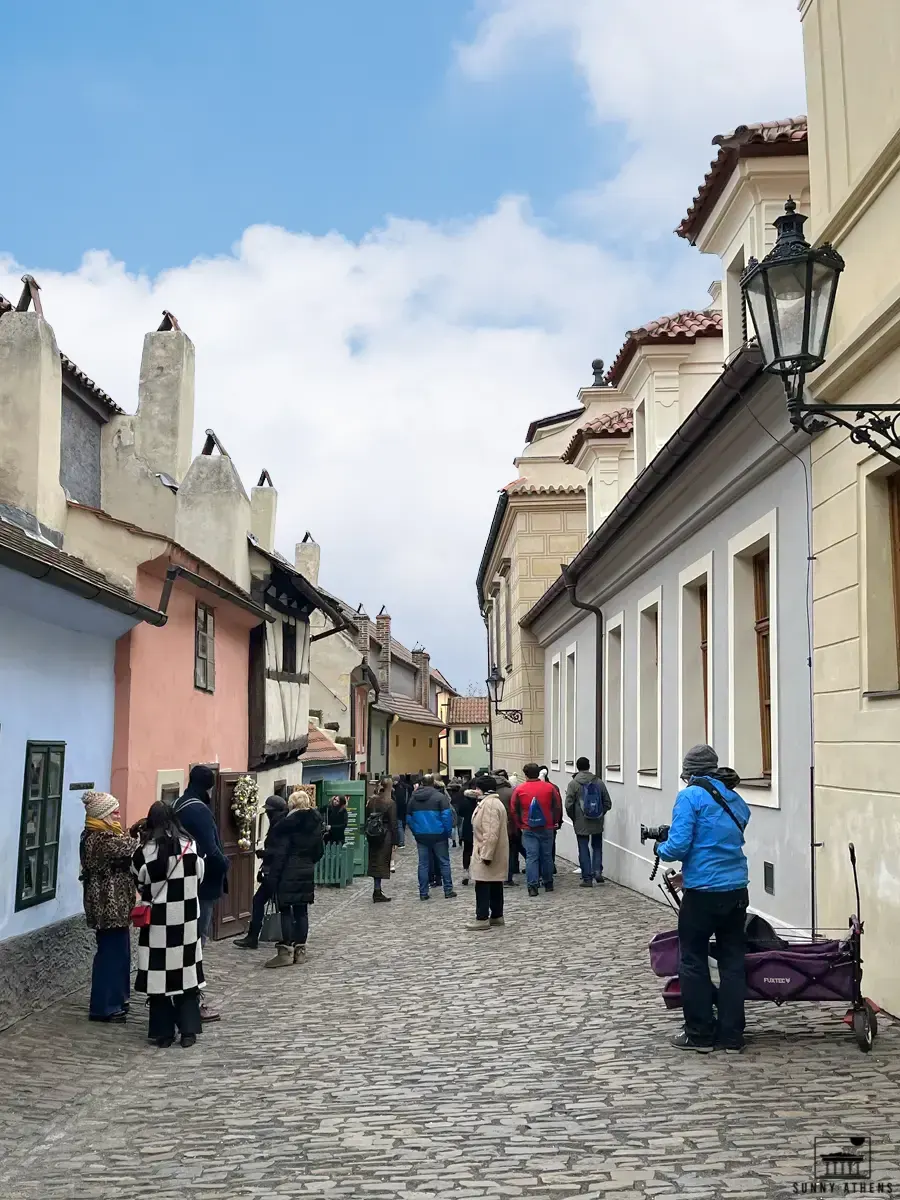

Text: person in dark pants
xmin=457 ymin=786 xmax=478 ymax=885
xmin=233 ymin=795 xmax=289 ymax=950
xmin=467 ymin=776 xmax=509 ymax=931
xmin=263 ymin=791 xmax=325 ymax=967
xmin=324 ymin=795 xmax=349 ymax=844
xmin=565 ymin=757 xmax=612 ymax=886
xmin=656 ymin=744 xmax=751 ymax=1054
xmin=392 ymin=776 xmax=410 ymax=848
xmin=406 ymin=775 xmax=456 ymax=899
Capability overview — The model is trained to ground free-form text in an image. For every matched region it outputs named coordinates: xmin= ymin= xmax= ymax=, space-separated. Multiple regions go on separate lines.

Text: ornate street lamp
xmin=742 ymin=199 xmax=900 ymax=466
xmin=486 ymin=665 xmax=523 ymax=724
xmin=480 ymin=726 xmax=491 ymax=751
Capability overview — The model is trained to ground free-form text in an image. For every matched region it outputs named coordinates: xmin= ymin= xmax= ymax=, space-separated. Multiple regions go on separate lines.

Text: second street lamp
xmin=486 ymin=665 xmax=523 ymax=724
xmin=742 ymin=198 xmax=900 ymax=467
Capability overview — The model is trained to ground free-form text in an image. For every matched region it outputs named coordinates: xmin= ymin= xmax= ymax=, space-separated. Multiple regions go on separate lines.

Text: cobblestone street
xmin=2 ymin=849 xmax=900 ymax=1200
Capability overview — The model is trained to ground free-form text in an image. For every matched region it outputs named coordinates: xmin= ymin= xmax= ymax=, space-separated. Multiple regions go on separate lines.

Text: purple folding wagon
xmin=647 ymin=844 xmax=879 ymax=1052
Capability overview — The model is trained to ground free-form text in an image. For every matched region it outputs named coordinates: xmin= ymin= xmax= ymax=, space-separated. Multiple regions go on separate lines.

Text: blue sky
xmin=1 ymin=2 xmax=806 ymax=689
xmin=5 ymin=1 xmax=609 ymax=274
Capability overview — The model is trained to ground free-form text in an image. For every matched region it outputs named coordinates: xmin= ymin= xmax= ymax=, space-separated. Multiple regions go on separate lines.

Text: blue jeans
xmin=417 ymin=839 xmax=452 ymax=896
xmin=577 ymin=833 xmax=604 ymax=882
xmin=89 ymin=927 xmax=131 ymax=1018
xmin=522 ymin=829 xmax=554 ymax=888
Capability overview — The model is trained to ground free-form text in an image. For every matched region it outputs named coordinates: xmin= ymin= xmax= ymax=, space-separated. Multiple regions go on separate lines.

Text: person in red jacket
xmin=510 ymin=763 xmax=562 ymax=897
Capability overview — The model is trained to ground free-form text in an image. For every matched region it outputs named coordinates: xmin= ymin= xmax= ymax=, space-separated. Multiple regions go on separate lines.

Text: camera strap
xmin=691 ymin=778 xmax=747 ymax=837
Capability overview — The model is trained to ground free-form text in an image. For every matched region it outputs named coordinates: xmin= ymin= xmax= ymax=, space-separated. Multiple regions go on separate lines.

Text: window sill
xmin=606 ymin=764 xmax=622 ymax=773
xmin=740 ymin=778 xmax=772 ymax=789
xmin=637 ymin=768 xmax=659 ymax=776
xmin=564 ymin=761 xmax=575 ymax=769
xmin=863 ymin=689 xmax=900 ymax=701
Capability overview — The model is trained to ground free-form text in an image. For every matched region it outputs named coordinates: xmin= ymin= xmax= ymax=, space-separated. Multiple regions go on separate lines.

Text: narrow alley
xmin=1 ymin=853 xmax=898 ymax=1200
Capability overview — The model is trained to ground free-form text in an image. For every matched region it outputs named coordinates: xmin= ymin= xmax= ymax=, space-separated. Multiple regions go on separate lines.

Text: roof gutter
xmin=562 ymin=565 xmax=604 ymax=772
xmin=476 ymin=490 xmax=510 ymax=610
xmin=0 ymin=542 xmax=168 ymax=627
xmin=159 ymin=565 xmax=274 ymax=623
xmin=522 ymin=344 xmax=765 ymax=628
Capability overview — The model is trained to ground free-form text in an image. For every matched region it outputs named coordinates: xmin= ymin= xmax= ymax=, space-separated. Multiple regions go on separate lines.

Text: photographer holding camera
xmin=655 ymin=744 xmax=751 ymax=1054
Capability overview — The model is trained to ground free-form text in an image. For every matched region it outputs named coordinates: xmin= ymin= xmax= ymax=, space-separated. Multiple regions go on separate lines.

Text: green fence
xmin=315 ymin=841 xmax=366 ymax=888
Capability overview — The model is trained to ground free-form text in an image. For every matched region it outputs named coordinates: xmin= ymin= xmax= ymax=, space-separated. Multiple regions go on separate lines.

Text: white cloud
xmin=1 ymin=3 xmax=809 ymax=688
xmin=458 ymin=0 xmax=806 ymax=236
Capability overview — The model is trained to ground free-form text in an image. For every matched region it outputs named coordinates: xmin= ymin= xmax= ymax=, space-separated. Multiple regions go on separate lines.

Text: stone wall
xmin=0 ymin=916 xmax=95 ymax=1031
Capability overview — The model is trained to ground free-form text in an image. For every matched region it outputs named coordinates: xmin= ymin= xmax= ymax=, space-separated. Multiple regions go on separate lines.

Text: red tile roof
xmin=300 ymin=724 xmax=347 ymax=763
xmin=677 ymin=117 xmax=808 ymax=243
xmin=562 ymin=408 xmax=634 ymax=464
xmin=504 ymin=480 xmax=585 ymax=496
xmin=447 ymin=696 xmax=489 ymax=725
xmin=606 ymin=311 xmax=723 ymax=387
xmin=373 ymin=692 xmax=445 ymax=727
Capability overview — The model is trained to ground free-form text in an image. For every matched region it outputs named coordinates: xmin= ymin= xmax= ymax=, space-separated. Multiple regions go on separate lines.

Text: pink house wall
xmin=112 ymin=564 xmax=258 ymax=825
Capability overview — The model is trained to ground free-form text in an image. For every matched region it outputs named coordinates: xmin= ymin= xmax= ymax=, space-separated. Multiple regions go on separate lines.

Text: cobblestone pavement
xmin=2 ymin=847 xmax=900 ymax=1200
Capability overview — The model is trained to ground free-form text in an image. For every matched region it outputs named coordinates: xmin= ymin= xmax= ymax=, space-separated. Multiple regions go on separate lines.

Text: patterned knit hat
xmin=82 ymin=791 xmax=119 ymax=820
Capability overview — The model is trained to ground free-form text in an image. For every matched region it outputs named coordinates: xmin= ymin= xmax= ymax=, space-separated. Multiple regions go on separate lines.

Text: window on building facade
xmin=729 ymin=512 xmax=777 ymax=796
xmin=605 ymin=616 xmax=624 ymax=779
xmin=637 ymin=591 xmax=661 ymax=783
xmin=453 ymin=729 xmax=469 ymax=746
xmin=380 ymin=728 xmax=386 ymax=757
xmin=550 ymin=655 xmax=561 ymax=767
xmin=753 ymin=550 xmax=772 ymax=778
xmin=864 ymin=469 xmax=900 ymax=693
xmin=282 ymin=620 xmax=297 ymax=673
xmin=679 ymin=558 xmax=712 ymax=758
xmin=428 ymin=737 xmax=433 ymax=749
xmin=194 ymin=603 xmax=216 ymax=693
xmin=160 ymin=783 xmax=180 ymax=805
xmin=565 ymin=644 xmax=577 ymax=767
xmin=17 ymin=742 xmax=64 ymax=910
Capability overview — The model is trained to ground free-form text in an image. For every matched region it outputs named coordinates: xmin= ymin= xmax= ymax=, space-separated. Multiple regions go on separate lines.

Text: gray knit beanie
xmin=682 ymin=744 xmax=719 ymax=778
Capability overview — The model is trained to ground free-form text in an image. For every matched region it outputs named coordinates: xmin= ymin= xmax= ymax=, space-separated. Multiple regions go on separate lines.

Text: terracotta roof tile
xmin=677 ymin=116 xmax=808 ymax=243
xmin=504 ymin=480 xmax=585 ymax=496
xmin=431 ymin=667 xmax=457 ymax=693
xmin=447 ymin=696 xmax=489 ymax=725
xmin=606 ymin=310 xmax=723 ymax=387
xmin=373 ymin=692 xmax=445 ymax=727
xmin=562 ymin=408 xmax=634 ymax=464
xmin=300 ymin=723 xmax=347 ymax=763
xmin=60 ymin=353 xmax=124 ymax=416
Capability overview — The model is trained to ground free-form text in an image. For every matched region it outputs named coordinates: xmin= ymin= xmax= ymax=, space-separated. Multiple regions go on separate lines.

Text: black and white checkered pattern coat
xmin=131 ymin=836 xmax=206 ymax=996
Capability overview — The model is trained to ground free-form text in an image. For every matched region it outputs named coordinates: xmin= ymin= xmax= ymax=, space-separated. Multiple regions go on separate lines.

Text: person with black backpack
xmin=565 ymin=757 xmax=612 ymax=887
xmin=656 ymin=744 xmax=751 ymax=1055
xmin=365 ymin=777 xmax=398 ymax=903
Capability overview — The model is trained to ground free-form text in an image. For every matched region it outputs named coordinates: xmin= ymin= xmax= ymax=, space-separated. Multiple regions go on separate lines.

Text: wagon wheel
xmin=852 ymin=1007 xmax=874 ymax=1052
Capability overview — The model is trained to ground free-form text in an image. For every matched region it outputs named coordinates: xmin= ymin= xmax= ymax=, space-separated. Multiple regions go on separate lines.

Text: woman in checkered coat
xmin=131 ymin=801 xmax=205 ymax=1048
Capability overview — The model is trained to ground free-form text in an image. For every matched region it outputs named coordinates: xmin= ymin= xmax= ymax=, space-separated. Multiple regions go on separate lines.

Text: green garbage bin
xmin=318 ymin=780 xmax=368 ymax=876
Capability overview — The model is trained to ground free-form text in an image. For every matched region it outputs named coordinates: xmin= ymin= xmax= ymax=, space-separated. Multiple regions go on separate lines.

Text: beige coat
xmin=471 ymin=793 xmax=510 ymax=883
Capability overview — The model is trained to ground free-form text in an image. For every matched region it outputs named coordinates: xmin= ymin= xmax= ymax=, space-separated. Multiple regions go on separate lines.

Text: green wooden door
xmin=319 ymin=780 xmax=367 ymax=875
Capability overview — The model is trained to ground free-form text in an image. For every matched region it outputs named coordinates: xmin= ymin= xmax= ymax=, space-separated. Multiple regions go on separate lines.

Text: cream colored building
xmin=801 ymin=2 xmax=900 ymax=1013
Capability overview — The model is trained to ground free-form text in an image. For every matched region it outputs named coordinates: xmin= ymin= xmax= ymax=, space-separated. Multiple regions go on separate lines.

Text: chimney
xmin=355 ymin=609 xmax=371 ymax=655
xmin=250 ymin=471 xmax=277 ymax=552
xmin=295 ymin=532 xmax=321 ymax=585
xmin=133 ymin=327 xmax=195 ymax=481
xmin=0 ymin=310 xmax=67 ymax=534
xmin=175 ymin=432 xmax=251 ymax=590
xmin=375 ymin=609 xmax=392 ymax=695
xmin=412 ymin=648 xmax=431 ymax=708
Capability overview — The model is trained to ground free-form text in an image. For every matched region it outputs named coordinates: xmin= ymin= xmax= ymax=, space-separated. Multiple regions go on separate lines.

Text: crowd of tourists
xmin=76 ymin=757 xmax=613 ymax=1047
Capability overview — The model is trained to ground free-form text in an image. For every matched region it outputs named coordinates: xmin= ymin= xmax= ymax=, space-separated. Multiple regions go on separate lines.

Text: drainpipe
xmin=561 ymin=565 xmax=603 ymax=772
xmin=483 ymin=613 xmax=494 ymax=772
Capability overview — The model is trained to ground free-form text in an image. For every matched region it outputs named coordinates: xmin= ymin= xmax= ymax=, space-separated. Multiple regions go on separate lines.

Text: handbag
xmin=130 ymin=841 xmax=190 ymax=928
xmin=260 ymin=898 xmax=283 ymax=943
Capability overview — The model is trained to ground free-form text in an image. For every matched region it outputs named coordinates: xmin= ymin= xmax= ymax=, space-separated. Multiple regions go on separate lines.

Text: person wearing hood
xmin=263 ymin=790 xmax=325 ymax=968
xmin=467 ymin=775 xmax=509 ymax=931
xmin=656 ymin=744 xmax=751 ymax=1055
xmin=233 ymin=795 xmax=289 ymax=950
xmin=172 ymin=765 xmax=229 ymax=1022
xmin=565 ymin=757 xmax=613 ymax=887
xmin=406 ymin=774 xmax=456 ymax=900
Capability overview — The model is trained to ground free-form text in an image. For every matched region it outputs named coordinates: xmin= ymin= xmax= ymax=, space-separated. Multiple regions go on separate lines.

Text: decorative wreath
xmin=231 ymin=775 xmax=261 ymax=851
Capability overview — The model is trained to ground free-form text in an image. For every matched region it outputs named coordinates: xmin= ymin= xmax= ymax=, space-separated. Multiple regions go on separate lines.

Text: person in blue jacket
xmin=656 ymin=744 xmax=751 ymax=1054
xmin=406 ymin=774 xmax=456 ymax=900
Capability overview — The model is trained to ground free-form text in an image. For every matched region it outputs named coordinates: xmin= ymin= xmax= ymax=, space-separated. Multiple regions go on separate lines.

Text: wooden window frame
xmin=453 ymin=729 xmax=469 ymax=746
xmin=16 ymin=741 xmax=65 ymax=911
xmin=753 ymin=549 xmax=772 ymax=778
xmin=282 ymin=619 xmax=297 ymax=674
xmin=550 ymin=654 xmax=561 ymax=768
xmin=637 ymin=588 xmax=662 ymax=788
xmin=194 ymin=602 xmax=216 ymax=693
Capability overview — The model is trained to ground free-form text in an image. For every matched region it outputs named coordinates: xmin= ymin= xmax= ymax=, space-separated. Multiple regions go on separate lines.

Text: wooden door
xmin=211 ymin=771 xmax=255 ymax=940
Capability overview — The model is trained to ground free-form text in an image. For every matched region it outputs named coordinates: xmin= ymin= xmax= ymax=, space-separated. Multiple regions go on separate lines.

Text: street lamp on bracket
xmin=485 ymin=665 xmax=523 ymax=724
xmin=741 ymin=199 xmax=900 ymax=468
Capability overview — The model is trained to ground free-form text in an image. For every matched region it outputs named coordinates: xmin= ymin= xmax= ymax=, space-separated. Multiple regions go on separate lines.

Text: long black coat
xmin=366 ymin=794 xmax=398 ymax=880
xmin=266 ymin=809 xmax=325 ymax=906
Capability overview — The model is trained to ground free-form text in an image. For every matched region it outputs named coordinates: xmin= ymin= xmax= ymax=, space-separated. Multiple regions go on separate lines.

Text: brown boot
xmin=264 ymin=943 xmax=294 ymax=969
xmin=293 ymin=944 xmax=307 ymax=965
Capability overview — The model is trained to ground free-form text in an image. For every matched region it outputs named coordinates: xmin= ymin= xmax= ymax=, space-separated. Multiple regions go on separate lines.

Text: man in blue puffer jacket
xmin=406 ymin=775 xmax=456 ymax=900
xmin=657 ymin=744 xmax=751 ymax=1054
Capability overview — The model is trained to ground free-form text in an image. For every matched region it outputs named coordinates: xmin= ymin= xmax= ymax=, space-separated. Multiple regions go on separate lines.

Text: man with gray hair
xmin=656 ymin=744 xmax=751 ymax=1054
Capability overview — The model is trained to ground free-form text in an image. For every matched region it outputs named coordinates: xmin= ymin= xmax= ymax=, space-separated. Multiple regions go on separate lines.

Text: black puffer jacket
xmin=266 ymin=808 xmax=325 ymax=906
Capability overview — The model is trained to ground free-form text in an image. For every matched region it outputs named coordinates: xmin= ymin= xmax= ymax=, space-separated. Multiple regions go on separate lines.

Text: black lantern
xmin=742 ymin=199 xmax=844 ymax=390
xmin=480 ymin=726 xmax=490 ymax=750
xmin=741 ymin=199 xmax=900 ymax=465
xmin=486 ymin=666 xmax=523 ymax=724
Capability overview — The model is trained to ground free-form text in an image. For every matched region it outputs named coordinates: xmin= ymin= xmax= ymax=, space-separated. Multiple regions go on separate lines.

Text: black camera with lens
xmin=640 ymin=823 xmax=670 ymax=845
